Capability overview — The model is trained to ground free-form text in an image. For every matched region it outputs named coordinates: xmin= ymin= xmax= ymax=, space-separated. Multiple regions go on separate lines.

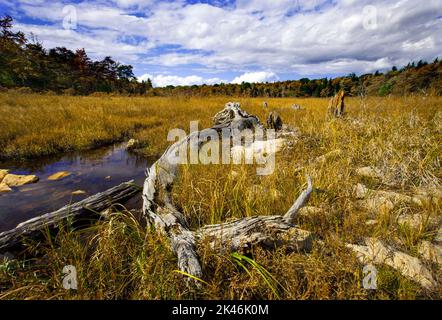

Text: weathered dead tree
xmin=0 ymin=181 xmax=140 ymax=251
xmin=327 ymin=90 xmax=345 ymax=118
xmin=142 ymin=102 xmax=313 ymax=280
xmin=212 ymin=102 xmax=261 ymax=129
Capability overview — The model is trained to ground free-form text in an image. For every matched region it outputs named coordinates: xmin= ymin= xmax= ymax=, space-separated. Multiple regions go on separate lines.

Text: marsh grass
xmin=0 ymin=93 xmax=441 ymax=299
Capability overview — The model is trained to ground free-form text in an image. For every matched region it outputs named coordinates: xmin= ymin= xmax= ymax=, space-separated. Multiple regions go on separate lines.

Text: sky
xmin=1 ymin=0 xmax=441 ymax=87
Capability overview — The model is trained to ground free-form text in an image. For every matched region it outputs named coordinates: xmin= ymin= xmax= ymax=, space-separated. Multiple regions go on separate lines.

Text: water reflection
xmin=0 ymin=144 xmax=150 ymax=232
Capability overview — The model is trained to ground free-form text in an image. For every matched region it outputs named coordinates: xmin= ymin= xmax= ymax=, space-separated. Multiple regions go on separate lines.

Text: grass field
xmin=0 ymin=93 xmax=441 ymax=299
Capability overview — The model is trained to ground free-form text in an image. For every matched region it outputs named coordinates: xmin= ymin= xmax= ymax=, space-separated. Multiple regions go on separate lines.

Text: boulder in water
xmin=0 ymin=169 xmax=9 ymax=182
xmin=0 ymin=183 xmax=12 ymax=193
xmin=2 ymin=174 xmax=39 ymax=186
xmin=48 ymin=171 xmax=71 ymax=181
xmin=126 ymin=139 xmax=140 ymax=150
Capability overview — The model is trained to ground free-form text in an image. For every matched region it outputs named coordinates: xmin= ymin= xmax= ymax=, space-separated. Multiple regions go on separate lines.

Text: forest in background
xmin=1 ymin=15 xmax=441 ymax=97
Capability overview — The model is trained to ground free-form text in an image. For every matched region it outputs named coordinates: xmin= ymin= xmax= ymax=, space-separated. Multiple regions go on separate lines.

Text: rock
xmin=126 ymin=138 xmax=140 ymax=150
xmin=397 ymin=214 xmax=435 ymax=229
xmin=379 ymin=190 xmax=412 ymax=203
xmin=414 ymin=187 xmax=442 ymax=206
xmin=2 ymin=174 xmax=39 ymax=187
xmin=347 ymin=238 xmax=436 ymax=289
xmin=356 ymin=166 xmax=383 ymax=180
xmin=0 ymin=169 xmax=9 ymax=182
xmin=315 ymin=149 xmax=342 ymax=164
xmin=354 ymin=183 xmax=369 ymax=199
xmin=365 ymin=219 xmax=378 ymax=226
xmin=418 ymin=241 xmax=442 ymax=266
xmin=0 ymin=182 xmax=12 ymax=193
xmin=354 ymin=184 xmax=424 ymax=213
xmin=72 ymin=190 xmax=86 ymax=195
xmin=47 ymin=171 xmax=71 ymax=181
xmin=105 ymin=176 xmax=112 ymax=180
xmin=357 ymin=198 xmax=395 ymax=213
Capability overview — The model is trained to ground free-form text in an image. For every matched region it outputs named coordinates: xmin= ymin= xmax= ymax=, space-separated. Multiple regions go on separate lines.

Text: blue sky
xmin=1 ymin=0 xmax=441 ymax=86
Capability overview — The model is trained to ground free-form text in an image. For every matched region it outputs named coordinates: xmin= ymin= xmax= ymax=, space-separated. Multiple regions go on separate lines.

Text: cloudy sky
xmin=1 ymin=0 xmax=441 ymax=86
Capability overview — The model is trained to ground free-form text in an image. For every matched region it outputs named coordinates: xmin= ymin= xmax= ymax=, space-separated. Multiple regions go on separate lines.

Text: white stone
xmin=356 ymin=166 xmax=383 ymax=180
xmin=126 ymin=138 xmax=140 ymax=150
xmin=418 ymin=241 xmax=442 ymax=266
xmin=347 ymin=238 xmax=436 ymax=289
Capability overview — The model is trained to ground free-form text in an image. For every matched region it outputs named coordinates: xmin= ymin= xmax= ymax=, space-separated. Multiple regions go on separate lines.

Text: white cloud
xmin=290 ymin=58 xmax=393 ymax=76
xmin=15 ymin=23 xmax=153 ymax=63
xmin=138 ymin=73 xmax=226 ymax=87
xmin=231 ymin=72 xmax=279 ymax=84
xmin=402 ymin=37 xmax=435 ymax=51
xmin=139 ymin=0 xmax=442 ymax=75
xmin=7 ymin=0 xmax=442 ymax=77
xmin=112 ymin=0 xmax=153 ymax=9
xmin=139 ymin=71 xmax=279 ymax=87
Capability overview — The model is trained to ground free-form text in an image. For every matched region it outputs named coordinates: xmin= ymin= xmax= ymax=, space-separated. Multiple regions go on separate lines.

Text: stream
xmin=0 ymin=144 xmax=150 ymax=232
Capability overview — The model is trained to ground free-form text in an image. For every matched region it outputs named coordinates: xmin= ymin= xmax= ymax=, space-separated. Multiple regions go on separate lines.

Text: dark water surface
xmin=0 ymin=144 xmax=150 ymax=232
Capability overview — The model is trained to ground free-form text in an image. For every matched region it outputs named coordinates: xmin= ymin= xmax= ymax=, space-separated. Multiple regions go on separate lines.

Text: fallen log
xmin=142 ymin=102 xmax=313 ymax=281
xmin=196 ymin=215 xmax=313 ymax=253
xmin=0 ymin=180 xmax=140 ymax=251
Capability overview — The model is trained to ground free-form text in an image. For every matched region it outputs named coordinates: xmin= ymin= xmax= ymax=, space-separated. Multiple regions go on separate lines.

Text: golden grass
xmin=0 ymin=93 xmax=441 ymax=299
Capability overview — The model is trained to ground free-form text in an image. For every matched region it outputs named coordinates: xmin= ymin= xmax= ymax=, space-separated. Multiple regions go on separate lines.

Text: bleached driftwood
xmin=0 ymin=180 xmax=140 ymax=251
xmin=196 ymin=215 xmax=313 ymax=253
xmin=142 ymin=102 xmax=313 ymax=280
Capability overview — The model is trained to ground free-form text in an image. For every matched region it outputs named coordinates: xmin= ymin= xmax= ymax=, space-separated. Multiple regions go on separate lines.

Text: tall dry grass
xmin=0 ymin=93 xmax=441 ymax=299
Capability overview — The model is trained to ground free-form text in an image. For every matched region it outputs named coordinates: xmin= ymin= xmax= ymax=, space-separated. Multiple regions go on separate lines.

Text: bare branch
xmin=284 ymin=175 xmax=313 ymax=224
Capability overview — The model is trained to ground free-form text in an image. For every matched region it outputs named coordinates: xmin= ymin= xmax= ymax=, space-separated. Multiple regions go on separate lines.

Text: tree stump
xmin=266 ymin=111 xmax=283 ymax=131
xmin=327 ymin=90 xmax=345 ymax=118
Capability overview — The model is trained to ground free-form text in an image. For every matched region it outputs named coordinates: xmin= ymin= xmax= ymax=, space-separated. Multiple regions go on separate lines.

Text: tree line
xmin=1 ymin=15 xmax=440 ymax=97
xmin=0 ymin=16 xmax=152 ymax=95
xmin=152 ymin=60 xmax=441 ymax=98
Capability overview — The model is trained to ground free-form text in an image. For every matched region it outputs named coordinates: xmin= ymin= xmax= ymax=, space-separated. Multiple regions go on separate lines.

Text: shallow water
xmin=0 ymin=144 xmax=150 ymax=232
